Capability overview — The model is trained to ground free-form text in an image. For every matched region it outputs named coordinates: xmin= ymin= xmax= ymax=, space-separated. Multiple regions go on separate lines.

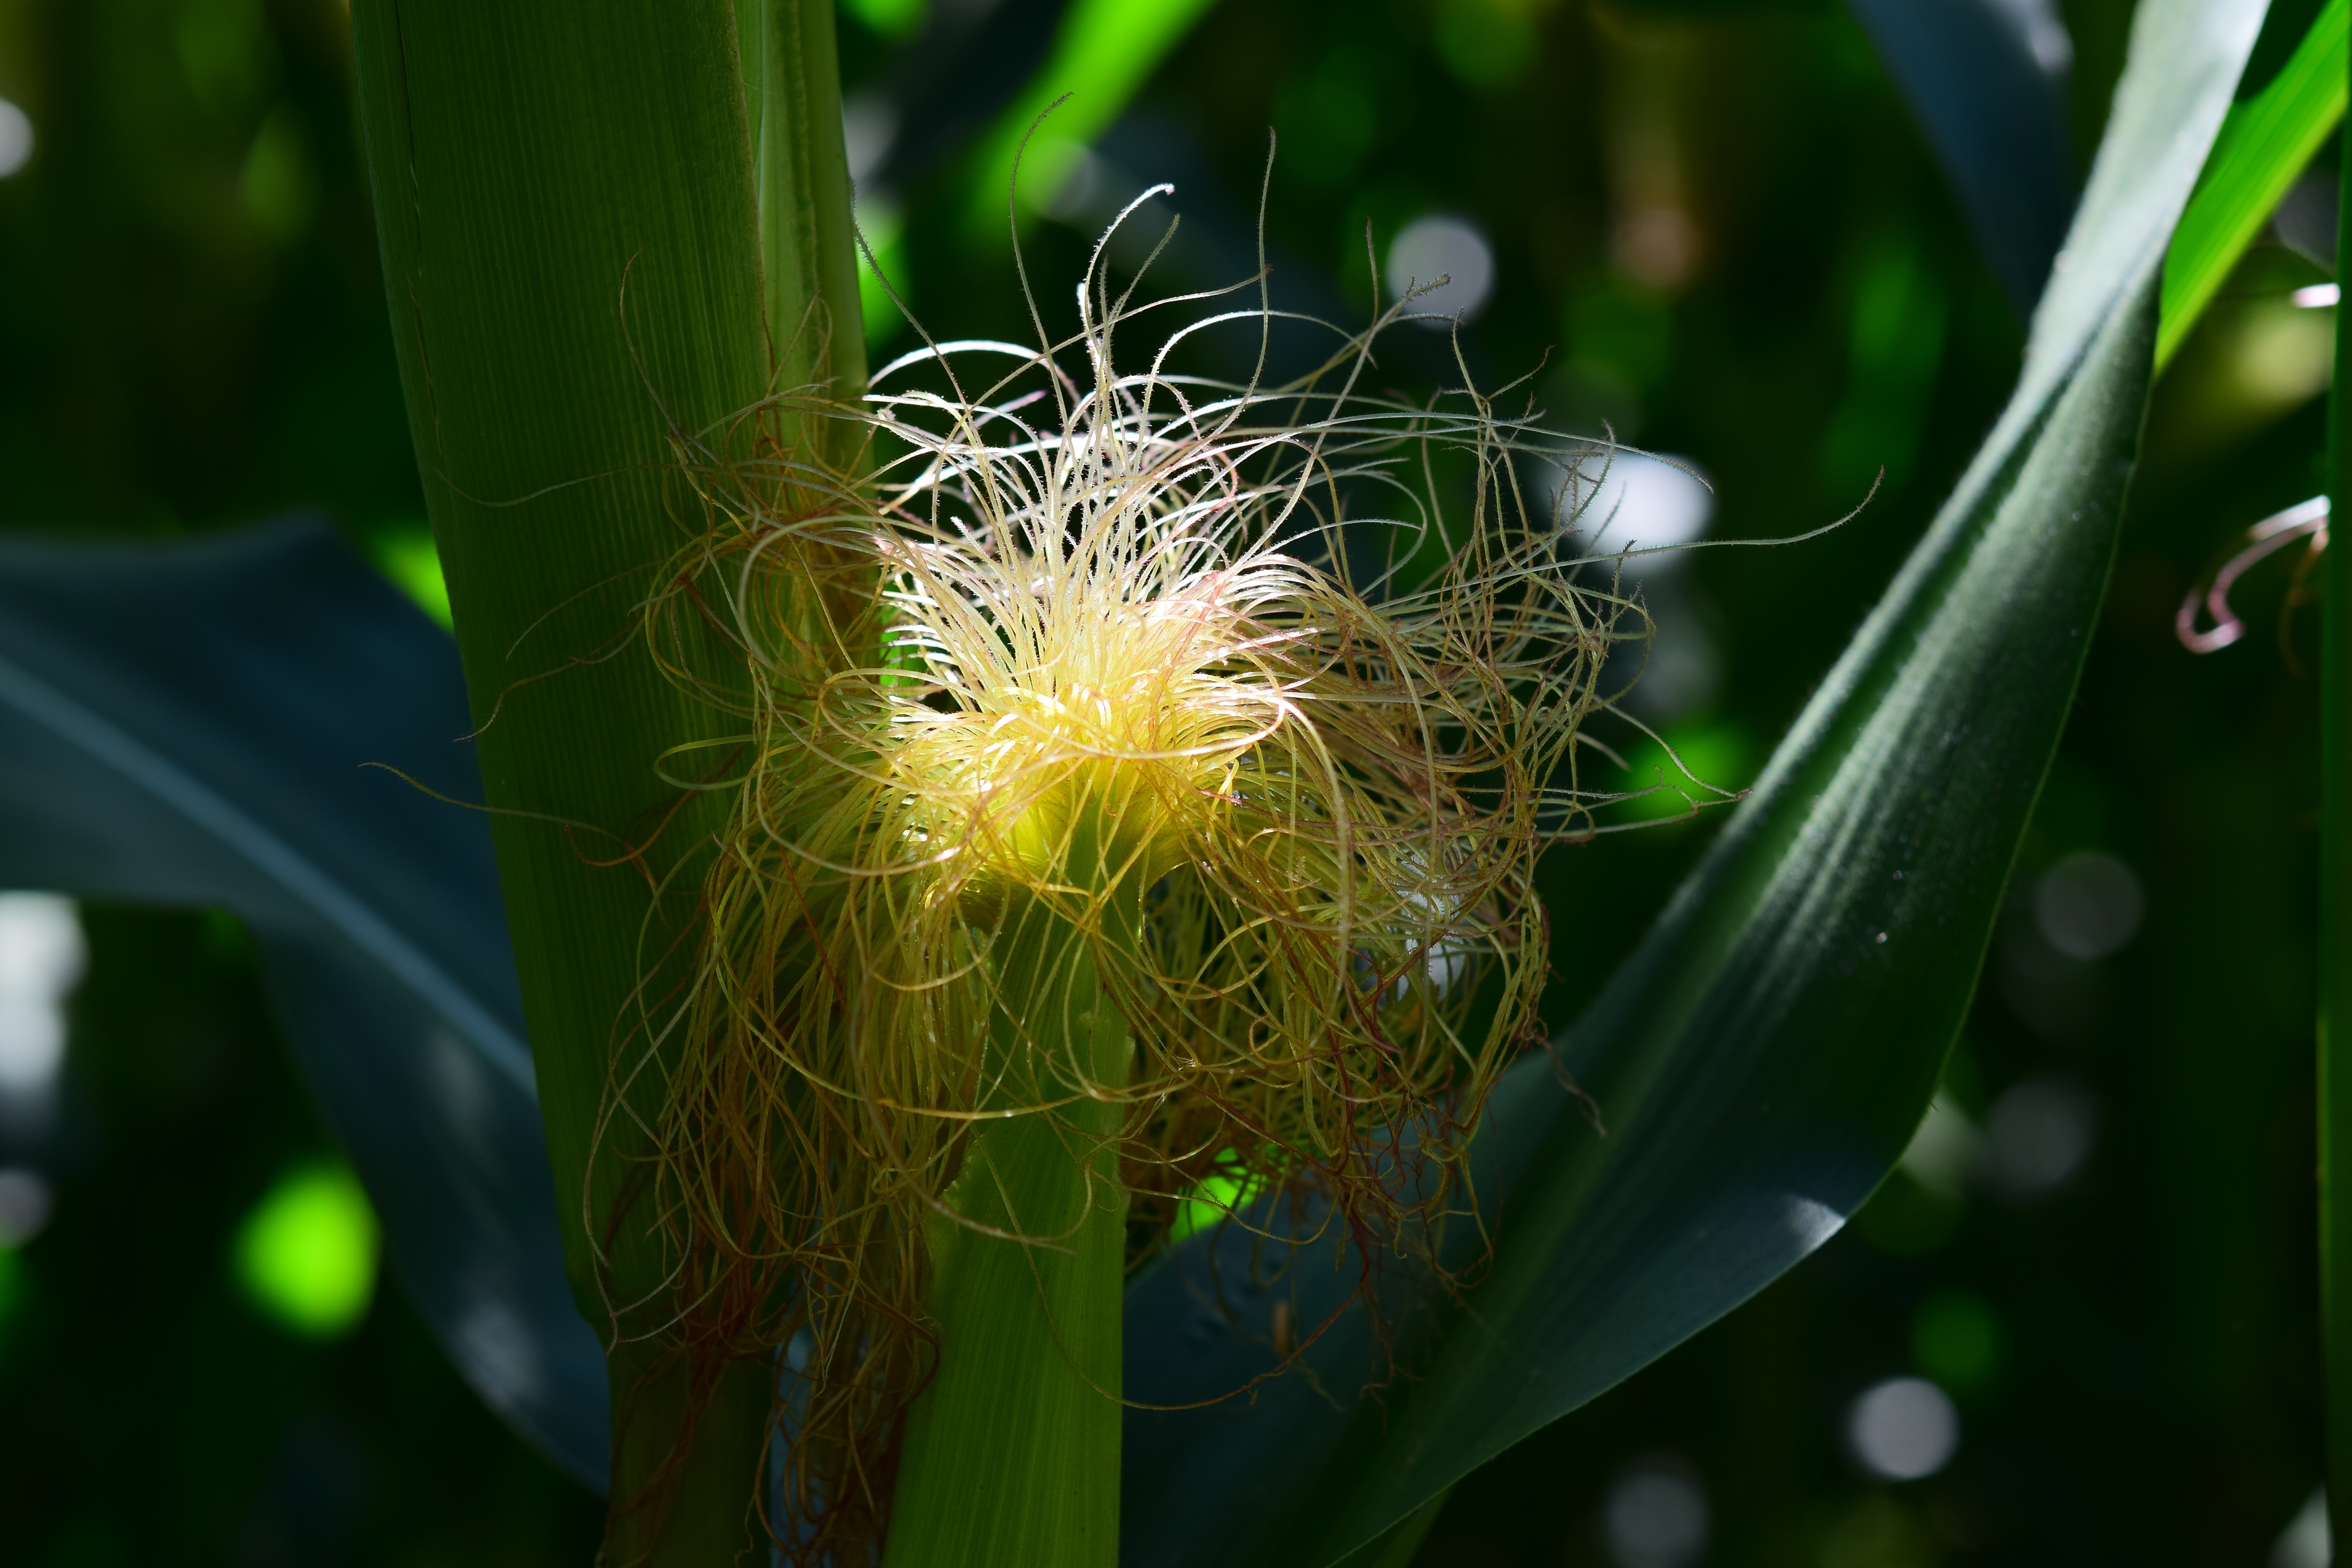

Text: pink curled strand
xmin=2176 ymin=495 xmax=2329 ymax=655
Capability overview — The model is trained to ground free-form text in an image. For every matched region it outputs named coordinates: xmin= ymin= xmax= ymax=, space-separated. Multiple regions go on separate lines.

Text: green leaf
xmin=349 ymin=0 xmax=864 ymax=1550
xmin=352 ymin=0 xmax=770 ymax=1321
xmin=2157 ymin=0 xmax=2347 ymax=370
xmin=1118 ymin=0 xmax=2268 ymax=1562
xmin=1845 ymin=0 xmax=2077 ymax=314
xmin=0 ymin=519 xmax=608 ymax=1489
xmin=960 ymin=0 xmax=1221 ymax=238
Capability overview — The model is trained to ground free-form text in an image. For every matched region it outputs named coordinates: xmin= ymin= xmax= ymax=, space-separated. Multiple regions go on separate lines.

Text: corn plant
xmin=1 ymin=0 xmax=2345 ymax=1562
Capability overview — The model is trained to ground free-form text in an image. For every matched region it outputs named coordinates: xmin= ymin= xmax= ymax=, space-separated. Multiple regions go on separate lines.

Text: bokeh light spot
xmin=1170 ymin=1152 xmax=1263 ymax=1241
xmin=2272 ymin=1486 xmax=2329 ymax=1568
xmin=235 ymin=1163 xmax=380 ymax=1338
xmin=2033 ymin=851 xmax=2143 ymax=960
xmin=1616 ymin=722 xmax=1751 ymax=823
xmin=2227 ymin=301 xmax=2335 ymax=408
xmin=0 ymin=1169 xmax=54 ymax=1249
xmin=1386 ymin=214 xmax=1495 ymax=326
xmin=1981 ymin=1076 xmax=2099 ymax=1203
xmin=1845 ymin=1376 xmax=1960 ymax=1480
xmin=841 ymin=92 xmax=899 ymax=188
xmin=1602 ymin=1455 xmax=1710 ymax=1568
xmin=0 ymin=99 xmax=33 ymax=179
xmin=1577 ymin=451 xmax=1713 ymax=568
xmin=0 ymin=893 xmax=84 ymax=1095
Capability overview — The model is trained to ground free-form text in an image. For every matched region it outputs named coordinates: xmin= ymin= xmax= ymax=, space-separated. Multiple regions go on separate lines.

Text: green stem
xmin=604 ymin=1348 xmax=773 ymax=1563
xmin=2325 ymin=104 xmax=2352 ymax=1536
xmin=734 ymin=0 xmax=867 ymax=411
xmin=884 ymin=892 xmax=1132 ymax=1568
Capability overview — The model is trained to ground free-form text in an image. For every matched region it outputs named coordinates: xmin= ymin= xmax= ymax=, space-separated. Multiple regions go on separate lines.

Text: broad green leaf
xmin=2158 ymin=0 xmax=2347 ymax=369
xmin=349 ymin=1 xmax=863 ymax=1546
xmin=1844 ymin=0 xmax=2077 ymax=313
xmin=351 ymin=0 xmax=770 ymax=1324
xmin=1118 ymin=0 xmax=2268 ymax=1562
xmin=0 ymin=519 xmax=607 ymax=1490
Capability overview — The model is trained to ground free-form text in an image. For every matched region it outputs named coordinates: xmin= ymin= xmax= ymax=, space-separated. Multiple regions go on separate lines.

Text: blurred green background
xmin=0 ymin=0 xmax=2333 ymax=1561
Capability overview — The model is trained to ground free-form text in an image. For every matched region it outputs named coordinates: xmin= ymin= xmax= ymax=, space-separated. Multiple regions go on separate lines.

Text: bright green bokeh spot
xmin=1617 ymin=721 xmax=1752 ymax=822
xmin=861 ymin=249 xmax=908 ymax=348
xmin=1912 ymin=1287 xmax=2001 ymax=1396
xmin=235 ymin=1163 xmax=379 ymax=1338
xmin=858 ymin=200 xmax=911 ymax=350
xmin=842 ymin=0 xmax=928 ymax=39
xmin=1170 ymin=1152 xmax=1264 ymax=1241
xmin=368 ymin=524 xmax=453 ymax=629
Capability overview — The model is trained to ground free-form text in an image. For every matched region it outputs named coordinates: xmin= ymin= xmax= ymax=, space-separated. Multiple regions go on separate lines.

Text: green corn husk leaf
xmin=352 ymin=0 xmax=770 ymax=1323
xmin=1118 ymin=1 xmax=2268 ymax=1562
xmin=349 ymin=0 xmax=863 ymax=1552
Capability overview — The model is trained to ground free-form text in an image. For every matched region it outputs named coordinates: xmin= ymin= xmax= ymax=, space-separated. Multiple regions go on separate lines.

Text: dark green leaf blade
xmin=1845 ymin=0 xmax=2078 ymax=314
xmin=1120 ymin=1 xmax=2267 ymax=1562
xmin=0 ymin=520 xmax=608 ymax=1492
xmin=349 ymin=0 xmax=863 ymax=1540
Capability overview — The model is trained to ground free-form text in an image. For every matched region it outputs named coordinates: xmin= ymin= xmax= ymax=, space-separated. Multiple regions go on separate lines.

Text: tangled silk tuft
xmin=619 ymin=239 xmax=1645 ymax=1557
